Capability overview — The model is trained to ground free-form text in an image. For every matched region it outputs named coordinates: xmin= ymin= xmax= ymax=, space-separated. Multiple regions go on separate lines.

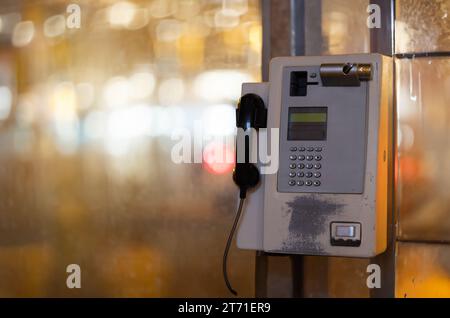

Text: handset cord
xmin=223 ymin=196 xmax=245 ymax=296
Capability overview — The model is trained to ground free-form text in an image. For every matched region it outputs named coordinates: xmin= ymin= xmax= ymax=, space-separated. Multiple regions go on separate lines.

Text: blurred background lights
xmin=0 ymin=13 xmax=21 ymax=35
xmin=183 ymin=18 xmax=210 ymax=37
xmin=53 ymin=117 xmax=80 ymax=155
xmin=44 ymin=15 xmax=66 ymax=38
xmin=12 ymin=21 xmax=35 ymax=47
xmin=202 ymin=104 xmax=236 ymax=137
xmin=158 ymin=78 xmax=185 ymax=105
xmin=194 ymin=70 xmax=252 ymax=102
xmin=0 ymin=0 xmax=262 ymax=297
xmin=0 ymin=86 xmax=12 ymax=120
xmin=174 ymin=0 xmax=201 ymax=20
xmin=108 ymin=1 xmax=137 ymax=28
xmin=103 ymin=76 xmax=131 ymax=108
xmin=151 ymin=106 xmax=185 ymax=137
xmin=214 ymin=10 xmax=240 ymax=29
xmin=222 ymin=0 xmax=249 ymax=16
xmin=249 ymin=24 xmax=262 ymax=51
xmin=126 ymin=8 xmax=149 ymax=30
xmin=50 ymin=82 xmax=80 ymax=155
xmin=83 ymin=110 xmax=106 ymax=141
xmin=149 ymin=0 xmax=177 ymax=19
xmin=107 ymin=105 xmax=152 ymax=139
xmin=16 ymin=92 xmax=38 ymax=125
xmin=129 ymin=72 xmax=156 ymax=100
xmin=76 ymin=82 xmax=95 ymax=110
xmin=105 ymin=104 xmax=152 ymax=156
xmin=50 ymin=82 xmax=78 ymax=121
xmin=156 ymin=19 xmax=182 ymax=42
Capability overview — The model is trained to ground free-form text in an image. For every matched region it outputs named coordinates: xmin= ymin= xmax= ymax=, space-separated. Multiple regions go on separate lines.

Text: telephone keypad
xmin=287 ymin=145 xmax=324 ymax=188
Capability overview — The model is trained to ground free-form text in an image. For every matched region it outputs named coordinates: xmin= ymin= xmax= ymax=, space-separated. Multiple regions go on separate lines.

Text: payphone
xmin=223 ymin=54 xmax=393 ymax=294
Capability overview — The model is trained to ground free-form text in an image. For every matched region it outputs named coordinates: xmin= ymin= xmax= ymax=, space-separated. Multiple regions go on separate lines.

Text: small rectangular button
xmin=336 ymin=225 xmax=355 ymax=238
xmin=330 ymin=222 xmax=361 ymax=247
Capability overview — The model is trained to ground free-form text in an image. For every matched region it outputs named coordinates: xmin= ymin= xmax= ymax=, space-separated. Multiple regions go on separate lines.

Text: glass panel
xmin=395 ymin=1 xmax=450 ymax=298
xmin=396 ymin=57 xmax=450 ymax=242
xmin=396 ymin=0 xmax=450 ymax=53
xmin=396 ymin=242 xmax=450 ymax=298
xmin=318 ymin=0 xmax=370 ymax=55
xmin=0 ymin=0 xmax=261 ymax=297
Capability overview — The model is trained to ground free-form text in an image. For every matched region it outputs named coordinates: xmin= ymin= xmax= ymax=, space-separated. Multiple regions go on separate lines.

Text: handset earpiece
xmin=235 ymin=93 xmax=267 ymax=130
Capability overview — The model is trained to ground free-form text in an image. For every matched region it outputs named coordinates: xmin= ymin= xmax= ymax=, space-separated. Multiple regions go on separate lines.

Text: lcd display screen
xmin=288 ymin=107 xmax=328 ymax=140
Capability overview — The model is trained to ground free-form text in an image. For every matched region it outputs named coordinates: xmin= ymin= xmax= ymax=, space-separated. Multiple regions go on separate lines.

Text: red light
xmin=202 ymin=141 xmax=235 ymax=175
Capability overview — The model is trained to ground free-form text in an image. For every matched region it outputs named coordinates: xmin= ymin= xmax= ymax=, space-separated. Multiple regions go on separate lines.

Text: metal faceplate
xmin=262 ymin=54 xmax=392 ymax=258
xmin=277 ymin=65 xmax=368 ymax=194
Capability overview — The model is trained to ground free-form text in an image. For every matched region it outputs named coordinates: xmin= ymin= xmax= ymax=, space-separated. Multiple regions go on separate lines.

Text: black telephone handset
xmin=233 ymin=93 xmax=267 ymax=198
xmin=223 ymin=93 xmax=267 ymax=296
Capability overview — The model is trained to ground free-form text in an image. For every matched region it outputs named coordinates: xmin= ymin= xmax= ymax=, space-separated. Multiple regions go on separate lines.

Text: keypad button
xmin=298 ymin=155 xmax=305 ymax=161
xmin=289 ymin=172 xmax=296 ymax=178
xmin=314 ymin=155 xmax=322 ymax=161
xmin=305 ymin=180 xmax=313 ymax=186
xmin=315 ymin=147 xmax=322 ymax=152
xmin=314 ymin=163 xmax=321 ymax=169
xmin=314 ymin=172 xmax=321 ymax=178
xmin=290 ymin=147 xmax=297 ymax=152
xmin=299 ymin=147 xmax=306 ymax=152
xmin=298 ymin=163 xmax=305 ymax=169
xmin=297 ymin=180 xmax=304 ymax=186
xmin=289 ymin=180 xmax=296 ymax=186
xmin=289 ymin=163 xmax=297 ymax=169
xmin=306 ymin=164 xmax=313 ymax=169
xmin=306 ymin=172 xmax=313 ymax=178
xmin=297 ymin=172 xmax=305 ymax=177
xmin=306 ymin=155 xmax=314 ymax=161
xmin=290 ymin=155 xmax=297 ymax=160
xmin=307 ymin=147 xmax=314 ymax=152
xmin=313 ymin=181 xmax=321 ymax=186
